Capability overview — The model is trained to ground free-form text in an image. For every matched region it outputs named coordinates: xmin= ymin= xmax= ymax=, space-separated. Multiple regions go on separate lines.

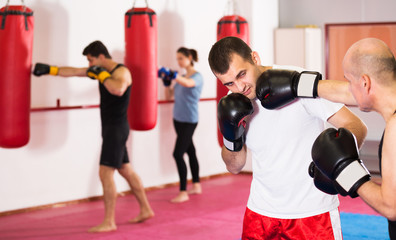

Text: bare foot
xmin=88 ymin=222 xmax=117 ymax=233
xmin=170 ymin=191 xmax=189 ymax=203
xmin=129 ymin=210 xmax=155 ymax=224
xmin=188 ymin=183 xmax=202 ymax=195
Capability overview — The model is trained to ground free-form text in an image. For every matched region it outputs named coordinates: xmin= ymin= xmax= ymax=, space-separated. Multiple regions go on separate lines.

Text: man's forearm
xmin=58 ymin=67 xmax=87 ymax=77
xmin=318 ymin=80 xmax=357 ymax=106
xmin=221 ymin=145 xmax=247 ymax=174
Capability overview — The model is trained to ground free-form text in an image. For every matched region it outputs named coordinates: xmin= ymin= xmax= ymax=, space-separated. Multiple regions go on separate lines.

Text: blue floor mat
xmin=340 ymin=212 xmax=389 ymax=240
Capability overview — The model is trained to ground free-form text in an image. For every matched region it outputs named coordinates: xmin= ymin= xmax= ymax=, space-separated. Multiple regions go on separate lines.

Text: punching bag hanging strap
xmin=132 ymin=0 xmax=149 ymax=8
xmin=223 ymin=0 xmax=240 ymax=18
xmin=0 ymin=0 xmax=32 ymax=30
xmin=126 ymin=0 xmax=154 ymax=28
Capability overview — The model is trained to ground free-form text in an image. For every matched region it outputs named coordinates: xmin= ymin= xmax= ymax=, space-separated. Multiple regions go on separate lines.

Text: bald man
xmin=316 ymin=38 xmax=396 ymax=239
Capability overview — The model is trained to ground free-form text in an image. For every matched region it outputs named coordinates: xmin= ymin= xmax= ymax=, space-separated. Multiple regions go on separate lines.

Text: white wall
xmin=279 ymin=0 xmax=396 ymax=27
xmin=279 ymin=0 xmax=396 ymax=141
xmin=0 ymin=0 xmax=278 ymax=212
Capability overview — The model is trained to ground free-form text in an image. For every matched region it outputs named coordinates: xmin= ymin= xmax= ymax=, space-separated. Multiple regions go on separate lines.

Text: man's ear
xmin=251 ymin=51 xmax=261 ymax=65
xmin=360 ymin=74 xmax=371 ymax=94
xmin=98 ymin=53 xmax=106 ymax=60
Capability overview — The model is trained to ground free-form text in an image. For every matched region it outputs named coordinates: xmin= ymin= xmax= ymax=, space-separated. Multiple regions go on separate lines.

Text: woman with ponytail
xmin=162 ymin=47 xmax=204 ymax=203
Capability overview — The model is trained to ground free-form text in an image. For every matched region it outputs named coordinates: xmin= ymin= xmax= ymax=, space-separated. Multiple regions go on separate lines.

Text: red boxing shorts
xmin=242 ymin=207 xmax=342 ymax=240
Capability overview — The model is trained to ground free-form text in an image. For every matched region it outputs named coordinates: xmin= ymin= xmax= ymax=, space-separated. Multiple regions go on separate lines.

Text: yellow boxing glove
xmin=33 ymin=63 xmax=59 ymax=76
xmin=87 ymin=66 xmax=111 ymax=84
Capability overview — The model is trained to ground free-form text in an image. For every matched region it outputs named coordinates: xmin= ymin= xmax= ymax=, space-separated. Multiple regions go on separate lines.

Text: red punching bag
xmin=0 ymin=4 xmax=34 ymax=148
xmin=124 ymin=3 xmax=157 ymax=131
xmin=216 ymin=15 xmax=249 ymax=147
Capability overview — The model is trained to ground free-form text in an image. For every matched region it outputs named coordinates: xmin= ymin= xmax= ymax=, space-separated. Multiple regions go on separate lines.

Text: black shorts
xmin=389 ymin=220 xmax=396 ymax=240
xmin=100 ymin=123 xmax=130 ymax=169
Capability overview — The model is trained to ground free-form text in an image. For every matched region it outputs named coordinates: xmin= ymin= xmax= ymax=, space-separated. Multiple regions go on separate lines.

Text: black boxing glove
xmin=311 ymin=128 xmax=371 ymax=198
xmin=217 ymin=93 xmax=254 ymax=151
xmin=33 ymin=63 xmax=59 ymax=76
xmin=309 ymin=162 xmax=338 ymax=195
xmin=256 ymin=69 xmax=321 ymax=109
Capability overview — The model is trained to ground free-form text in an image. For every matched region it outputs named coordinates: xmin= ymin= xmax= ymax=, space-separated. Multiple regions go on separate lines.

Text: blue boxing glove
xmin=158 ymin=67 xmax=178 ymax=87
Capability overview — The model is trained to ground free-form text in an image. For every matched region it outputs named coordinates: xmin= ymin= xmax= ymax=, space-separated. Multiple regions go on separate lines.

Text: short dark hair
xmin=208 ymin=36 xmax=253 ymax=75
xmin=82 ymin=40 xmax=111 ymax=59
xmin=177 ymin=47 xmax=198 ymax=66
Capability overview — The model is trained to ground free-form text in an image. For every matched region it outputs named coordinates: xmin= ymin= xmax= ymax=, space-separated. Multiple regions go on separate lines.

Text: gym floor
xmin=0 ymin=174 xmax=387 ymax=240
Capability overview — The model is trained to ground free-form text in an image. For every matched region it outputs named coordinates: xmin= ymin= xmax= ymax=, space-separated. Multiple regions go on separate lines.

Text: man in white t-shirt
xmin=208 ymin=36 xmax=367 ymax=239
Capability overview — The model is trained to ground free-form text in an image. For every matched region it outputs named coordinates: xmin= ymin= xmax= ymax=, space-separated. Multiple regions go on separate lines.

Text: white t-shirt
xmin=245 ymin=65 xmax=343 ymax=219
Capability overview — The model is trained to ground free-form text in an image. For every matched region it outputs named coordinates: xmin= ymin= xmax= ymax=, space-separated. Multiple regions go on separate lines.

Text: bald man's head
xmin=343 ymin=38 xmax=396 ymax=86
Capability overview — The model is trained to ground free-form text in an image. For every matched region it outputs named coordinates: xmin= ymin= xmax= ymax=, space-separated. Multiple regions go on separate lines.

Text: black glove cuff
xmin=223 ymin=135 xmax=245 ymax=152
xmin=348 ymin=174 xmax=371 ymax=198
xmin=298 ymin=71 xmax=321 ymax=98
xmin=334 ymin=160 xmax=371 ymax=198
